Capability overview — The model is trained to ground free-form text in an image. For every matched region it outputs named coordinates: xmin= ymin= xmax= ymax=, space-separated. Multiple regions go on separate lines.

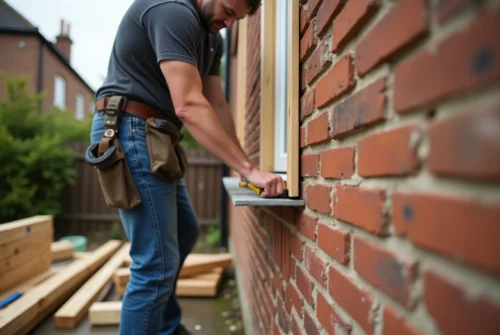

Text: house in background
xmin=0 ymin=0 xmax=94 ymax=120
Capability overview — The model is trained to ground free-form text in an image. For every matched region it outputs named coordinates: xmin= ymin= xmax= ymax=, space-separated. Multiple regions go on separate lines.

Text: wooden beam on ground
xmin=0 ymin=240 xmax=121 ymax=335
xmin=53 ymin=243 xmax=130 ymax=329
xmin=0 ymin=216 xmax=53 ymax=245
xmin=89 ymin=301 xmax=121 ymax=326
xmin=179 ymin=253 xmax=232 ymax=278
xmin=177 ymin=268 xmax=224 ymax=297
xmin=0 ymin=230 xmax=52 ymax=262
xmin=0 ymin=268 xmax=56 ymax=302
xmin=74 ymin=251 xmax=91 ymax=260
xmin=0 ymin=251 xmax=52 ymax=294
xmin=51 ymin=241 xmax=74 ymax=262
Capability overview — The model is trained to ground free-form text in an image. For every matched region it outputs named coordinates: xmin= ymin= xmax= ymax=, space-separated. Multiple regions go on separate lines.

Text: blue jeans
xmin=90 ymin=112 xmax=199 ymax=335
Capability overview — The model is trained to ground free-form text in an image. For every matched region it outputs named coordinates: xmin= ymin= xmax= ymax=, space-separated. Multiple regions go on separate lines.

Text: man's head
xmin=198 ymin=0 xmax=261 ymax=34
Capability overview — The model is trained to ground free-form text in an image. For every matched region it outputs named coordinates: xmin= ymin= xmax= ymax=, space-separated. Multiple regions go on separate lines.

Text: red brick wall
xmin=229 ymin=1 xmax=500 ymax=335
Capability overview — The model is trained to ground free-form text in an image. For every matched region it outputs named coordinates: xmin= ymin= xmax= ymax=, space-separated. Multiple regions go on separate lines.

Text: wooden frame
xmin=236 ymin=18 xmax=247 ymax=147
xmin=260 ymin=0 xmax=299 ymax=197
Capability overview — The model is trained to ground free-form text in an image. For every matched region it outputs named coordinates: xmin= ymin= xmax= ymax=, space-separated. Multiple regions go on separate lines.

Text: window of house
xmin=76 ymin=93 xmax=84 ymax=120
xmin=54 ymin=75 xmax=66 ymax=110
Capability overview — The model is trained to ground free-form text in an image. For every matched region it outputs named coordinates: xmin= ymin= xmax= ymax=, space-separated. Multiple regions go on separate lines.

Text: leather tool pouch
xmin=85 ymin=96 xmax=142 ymax=209
xmin=145 ymin=117 xmax=187 ymax=180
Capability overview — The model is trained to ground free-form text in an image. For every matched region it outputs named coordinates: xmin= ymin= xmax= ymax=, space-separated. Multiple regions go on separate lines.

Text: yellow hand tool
xmin=239 ymin=181 xmax=289 ymax=198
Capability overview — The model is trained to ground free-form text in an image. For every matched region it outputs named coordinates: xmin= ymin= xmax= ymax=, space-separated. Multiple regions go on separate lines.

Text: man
xmin=88 ymin=0 xmax=285 ymax=334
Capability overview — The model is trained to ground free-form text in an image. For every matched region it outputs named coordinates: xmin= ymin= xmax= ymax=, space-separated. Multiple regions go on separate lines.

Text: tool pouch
xmin=145 ymin=117 xmax=187 ymax=180
xmin=85 ymin=96 xmax=142 ymax=209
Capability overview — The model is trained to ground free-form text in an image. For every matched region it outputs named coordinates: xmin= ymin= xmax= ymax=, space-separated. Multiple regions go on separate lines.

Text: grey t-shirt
xmin=96 ymin=0 xmax=224 ymax=128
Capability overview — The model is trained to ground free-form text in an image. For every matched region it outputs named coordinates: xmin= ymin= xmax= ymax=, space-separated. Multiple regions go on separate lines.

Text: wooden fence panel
xmin=55 ymin=142 xmax=221 ymax=239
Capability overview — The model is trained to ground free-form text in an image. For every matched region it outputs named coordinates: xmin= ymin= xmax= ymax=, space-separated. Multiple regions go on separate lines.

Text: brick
xmin=301 ymin=90 xmax=315 ymax=121
xmin=291 ymin=234 xmax=304 ymax=261
xmin=316 ymin=0 xmax=343 ymax=36
xmin=301 ymin=154 xmax=320 ymax=177
xmin=277 ymin=295 xmax=290 ymax=333
xmin=290 ymin=258 xmax=296 ymax=279
xmin=306 ymin=0 xmax=323 ymax=19
xmin=330 ymin=77 xmax=386 ymax=139
xmin=304 ymin=310 xmax=321 ymax=335
xmin=273 ymin=319 xmax=280 ymax=335
xmin=273 ymin=271 xmax=284 ymax=298
xmin=317 ymin=292 xmax=350 ymax=335
xmin=286 ymin=282 xmax=303 ymax=316
xmin=320 ymin=147 xmax=355 ymax=179
xmin=394 ymin=9 xmax=500 ymax=113
xmin=301 ymin=67 xmax=307 ymax=92
xmin=358 ymin=125 xmax=420 ymax=177
xmin=356 ymin=0 xmax=428 ymax=76
xmin=429 ymin=104 xmax=500 ymax=181
xmin=317 ymin=222 xmax=350 ymax=265
xmin=354 ymin=237 xmax=418 ymax=307
xmin=315 ymin=55 xmax=355 ymax=108
xmin=307 ymin=112 xmax=329 ymax=145
xmin=300 ymin=24 xmax=316 ymax=62
xmin=300 ymin=7 xmax=309 ymax=35
xmin=306 ymin=184 xmax=332 ymax=214
xmin=424 ymin=271 xmax=500 ymax=335
xmin=332 ymin=0 xmax=380 ymax=52
xmin=438 ymin=0 xmax=469 ymax=23
xmin=307 ymin=44 xmax=332 ymax=85
xmin=304 ymin=245 xmax=327 ymax=287
xmin=333 ymin=185 xmax=385 ymax=235
xmin=296 ymin=266 xmax=314 ymax=306
xmin=383 ymin=306 xmax=423 ymax=335
xmin=300 ymin=126 xmax=306 ymax=148
xmin=329 ymin=265 xmax=374 ymax=334
xmin=296 ymin=212 xmax=317 ymax=242
xmin=290 ymin=313 xmax=302 ymax=335
xmin=392 ymin=193 xmax=500 ymax=275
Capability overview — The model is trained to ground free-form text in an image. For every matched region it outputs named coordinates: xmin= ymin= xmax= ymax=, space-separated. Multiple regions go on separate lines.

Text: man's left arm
xmin=202 ymin=75 xmax=246 ymax=154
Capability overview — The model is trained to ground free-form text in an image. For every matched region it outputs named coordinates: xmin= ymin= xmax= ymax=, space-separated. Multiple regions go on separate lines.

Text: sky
xmin=5 ymin=0 xmax=226 ymax=92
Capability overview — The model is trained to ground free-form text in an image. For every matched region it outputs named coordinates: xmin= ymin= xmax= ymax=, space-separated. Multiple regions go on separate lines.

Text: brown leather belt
xmin=96 ymin=97 xmax=164 ymax=119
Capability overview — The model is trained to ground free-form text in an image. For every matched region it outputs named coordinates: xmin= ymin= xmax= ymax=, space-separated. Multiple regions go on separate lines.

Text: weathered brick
xmin=306 ymin=184 xmax=332 ymax=214
xmin=300 ymin=126 xmax=307 ymax=148
xmin=296 ymin=266 xmax=314 ymax=306
xmin=429 ymin=104 xmax=500 ymax=181
xmin=424 ymin=271 xmax=500 ymax=335
xmin=315 ymin=55 xmax=355 ymax=108
xmin=394 ymin=9 xmax=500 ymax=113
xmin=307 ymin=112 xmax=329 ymax=145
xmin=383 ymin=306 xmax=423 ymax=335
xmin=354 ymin=237 xmax=418 ymax=307
xmin=306 ymin=0 xmax=323 ymax=19
xmin=316 ymin=0 xmax=343 ymax=36
xmin=301 ymin=66 xmax=307 ymax=92
xmin=333 ymin=185 xmax=386 ymax=235
xmin=438 ymin=0 xmax=469 ymax=23
xmin=329 ymin=265 xmax=374 ymax=334
xmin=277 ymin=295 xmax=290 ymax=333
xmin=300 ymin=7 xmax=309 ymax=35
xmin=301 ymin=154 xmax=320 ymax=177
xmin=290 ymin=234 xmax=304 ymax=261
xmin=301 ymin=90 xmax=315 ymax=121
xmin=290 ymin=313 xmax=302 ymax=335
xmin=296 ymin=212 xmax=317 ymax=242
xmin=317 ymin=292 xmax=350 ymax=335
xmin=317 ymin=223 xmax=350 ymax=265
xmin=304 ymin=310 xmax=321 ymax=335
xmin=300 ymin=24 xmax=316 ymax=62
xmin=286 ymin=282 xmax=303 ymax=316
xmin=358 ymin=125 xmax=420 ymax=177
xmin=320 ymin=147 xmax=355 ymax=179
xmin=330 ymin=77 xmax=386 ymax=139
xmin=392 ymin=193 xmax=500 ymax=275
xmin=332 ymin=0 xmax=380 ymax=52
xmin=307 ymin=44 xmax=331 ymax=85
xmin=304 ymin=245 xmax=327 ymax=287
xmin=356 ymin=0 xmax=428 ymax=76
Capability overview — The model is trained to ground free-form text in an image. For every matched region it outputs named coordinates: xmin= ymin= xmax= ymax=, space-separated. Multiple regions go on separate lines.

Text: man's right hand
xmin=244 ymin=168 xmax=286 ymax=198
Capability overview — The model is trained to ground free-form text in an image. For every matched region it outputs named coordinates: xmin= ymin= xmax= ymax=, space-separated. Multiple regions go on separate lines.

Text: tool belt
xmin=85 ymin=96 xmax=188 ymax=209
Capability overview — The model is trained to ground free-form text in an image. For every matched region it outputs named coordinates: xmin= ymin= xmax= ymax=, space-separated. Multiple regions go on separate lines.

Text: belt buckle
xmin=104 ymin=129 xmax=116 ymax=138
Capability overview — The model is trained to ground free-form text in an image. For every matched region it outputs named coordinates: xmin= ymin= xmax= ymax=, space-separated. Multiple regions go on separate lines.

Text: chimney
xmin=56 ymin=19 xmax=72 ymax=62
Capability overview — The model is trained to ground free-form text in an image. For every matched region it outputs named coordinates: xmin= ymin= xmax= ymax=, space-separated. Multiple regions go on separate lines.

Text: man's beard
xmin=199 ymin=0 xmax=223 ymax=33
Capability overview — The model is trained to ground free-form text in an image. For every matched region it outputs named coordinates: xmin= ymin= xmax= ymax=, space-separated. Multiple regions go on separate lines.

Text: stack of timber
xmin=88 ymin=253 xmax=233 ymax=326
xmin=0 ymin=216 xmax=54 ymax=295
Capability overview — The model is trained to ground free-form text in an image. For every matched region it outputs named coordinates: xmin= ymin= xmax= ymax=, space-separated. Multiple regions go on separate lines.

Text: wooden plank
xmin=113 ymin=268 xmax=130 ymax=286
xmin=0 ymin=230 xmax=52 ymax=262
xmin=287 ymin=0 xmax=300 ymax=197
xmin=53 ymin=243 xmax=130 ymax=329
xmin=0 ymin=251 xmax=52 ymax=294
xmin=177 ymin=268 xmax=224 ymax=297
xmin=0 ymin=240 xmax=121 ymax=335
xmin=88 ymin=301 xmax=121 ymax=326
xmin=259 ymin=0 xmax=276 ymax=172
xmin=0 ymin=216 xmax=53 ymax=245
xmin=0 ymin=240 xmax=51 ymax=274
xmin=0 ymin=268 xmax=57 ymax=302
xmin=51 ymin=241 xmax=74 ymax=262
xmin=179 ymin=253 xmax=232 ymax=278
xmin=236 ymin=17 xmax=247 ymax=147
xmin=74 ymin=252 xmax=91 ymax=260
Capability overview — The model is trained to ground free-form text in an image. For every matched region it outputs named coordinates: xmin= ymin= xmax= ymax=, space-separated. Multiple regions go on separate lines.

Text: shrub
xmin=0 ymin=75 xmax=90 ymax=223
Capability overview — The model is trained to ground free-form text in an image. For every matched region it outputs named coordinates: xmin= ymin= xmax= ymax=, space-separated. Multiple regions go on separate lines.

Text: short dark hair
xmin=247 ymin=0 xmax=261 ymax=15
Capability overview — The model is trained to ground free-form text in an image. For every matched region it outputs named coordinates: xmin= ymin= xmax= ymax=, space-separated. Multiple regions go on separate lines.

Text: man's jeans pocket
xmin=85 ymin=139 xmax=142 ymax=209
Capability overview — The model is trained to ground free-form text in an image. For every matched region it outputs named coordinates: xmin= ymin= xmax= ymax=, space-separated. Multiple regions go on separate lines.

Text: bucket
xmin=59 ymin=235 xmax=88 ymax=252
